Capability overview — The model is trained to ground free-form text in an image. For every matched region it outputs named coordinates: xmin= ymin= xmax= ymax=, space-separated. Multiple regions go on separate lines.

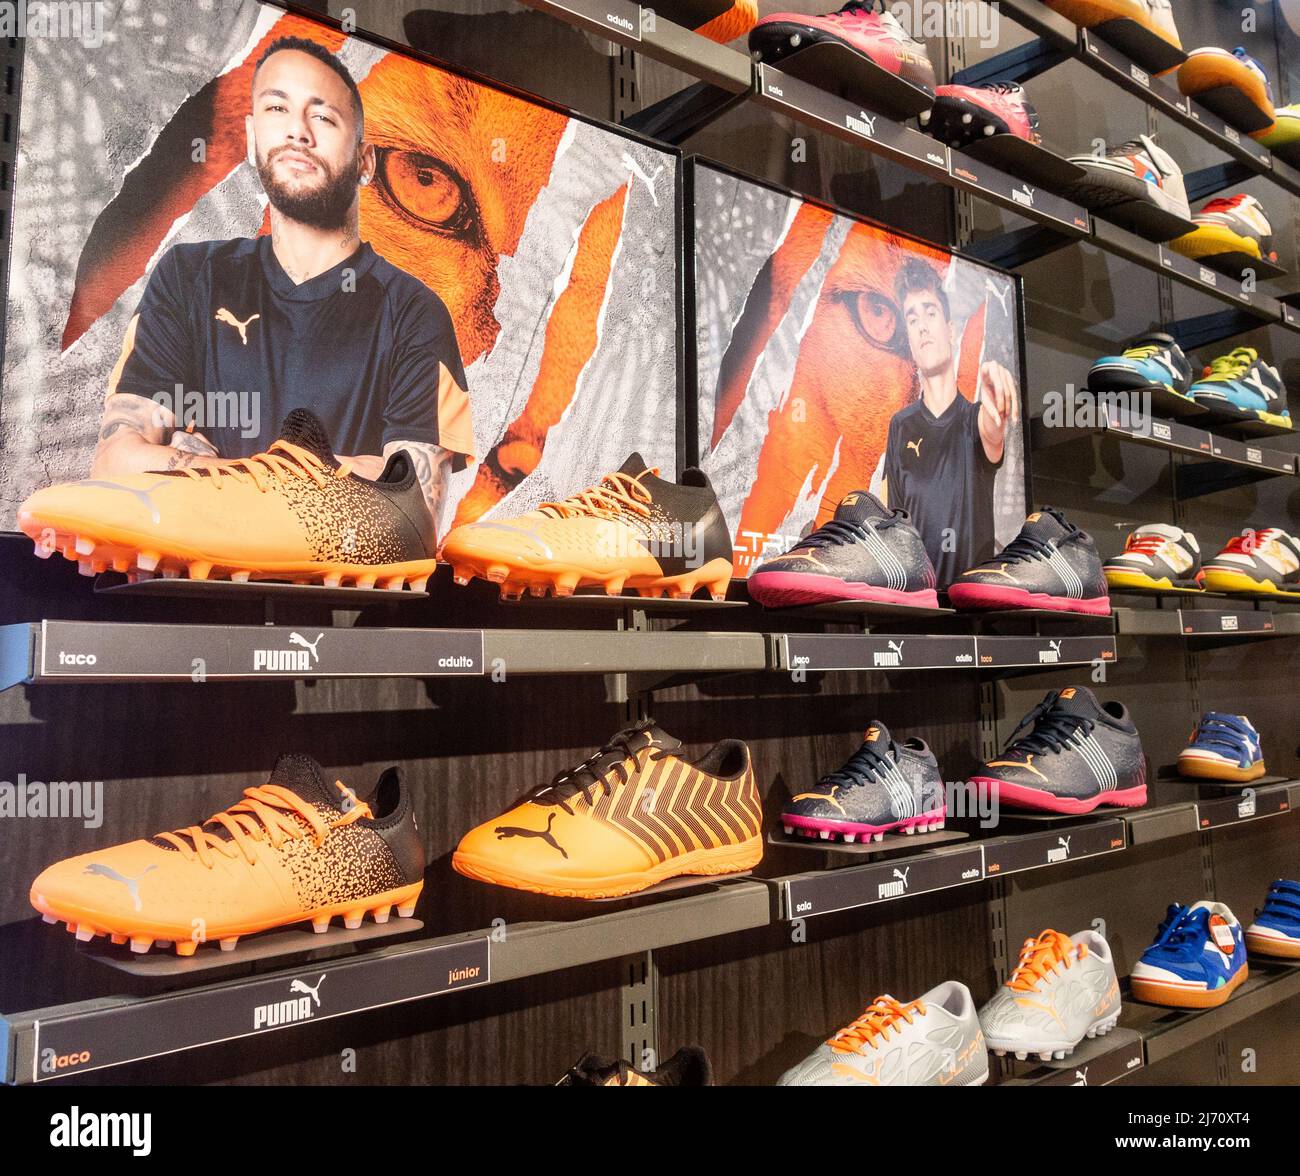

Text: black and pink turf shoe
xmin=972 ymin=686 xmax=1147 ymax=816
xmin=947 ymin=507 xmax=1110 ymax=615
xmin=747 ymin=491 xmax=939 ymax=608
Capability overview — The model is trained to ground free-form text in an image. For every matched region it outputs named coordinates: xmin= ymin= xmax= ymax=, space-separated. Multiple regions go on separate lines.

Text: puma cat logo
xmin=289 ymin=974 xmax=326 ymax=1006
xmin=83 ymin=863 xmax=157 ymax=911
xmin=215 ymin=308 xmax=260 ymax=345
xmin=495 ymin=812 xmax=567 ymax=858
xmin=906 ymin=438 xmax=923 ymax=457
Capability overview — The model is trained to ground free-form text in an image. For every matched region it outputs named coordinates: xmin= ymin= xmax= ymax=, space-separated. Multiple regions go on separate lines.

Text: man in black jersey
xmin=89 ymin=36 xmax=473 ymax=526
xmin=882 ymin=258 xmax=1018 ymax=586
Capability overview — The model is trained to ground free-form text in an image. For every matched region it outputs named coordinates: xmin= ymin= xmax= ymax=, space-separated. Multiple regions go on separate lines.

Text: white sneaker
xmin=1069 ymin=133 xmax=1192 ymax=220
xmin=779 ymin=981 xmax=989 ymax=1086
xmin=980 ymin=929 xmax=1121 ymax=1061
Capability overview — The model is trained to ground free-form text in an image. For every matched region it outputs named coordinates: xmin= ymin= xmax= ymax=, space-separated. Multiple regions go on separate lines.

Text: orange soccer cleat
xmin=452 ymin=720 xmax=763 ymax=899
xmin=29 ymin=755 xmax=426 ymax=955
xmin=439 ymin=454 xmax=734 ymax=601
xmin=17 ymin=409 xmax=439 ymax=590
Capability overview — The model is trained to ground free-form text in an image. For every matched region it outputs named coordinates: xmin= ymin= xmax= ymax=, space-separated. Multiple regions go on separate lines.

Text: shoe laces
xmin=1006 ymin=692 xmax=1094 ymax=756
xmin=996 ymin=527 xmax=1074 ymax=567
xmin=830 ymin=996 xmax=926 ymax=1053
xmin=1121 ymin=341 xmax=1168 ymax=361
xmin=179 ymin=440 xmax=353 ymax=492
xmin=538 ymin=469 xmax=657 ymax=523
xmin=1201 ymin=348 xmax=1256 ymax=380
xmin=1152 ymin=904 xmax=1202 ymax=949
xmin=822 ymin=740 xmax=898 ymax=792
xmin=538 ymin=734 xmax=672 ymax=811
xmin=156 ymin=784 xmax=371 ymax=868
xmin=797 ymin=515 xmax=902 ymax=552
xmin=1007 ymin=930 xmax=1085 ymax=992
xmin=1125 ymin=532 xmax=1175 ymax=557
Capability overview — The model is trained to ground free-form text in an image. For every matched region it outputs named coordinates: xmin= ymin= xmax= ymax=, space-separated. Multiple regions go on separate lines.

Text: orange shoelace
xmin=156 ymin=784 xmax=372 ymax=868
xmin=829 ymin=996 xmax=926 ymax=1053
xmin=538 ymin=469 xmax=658 ymax=522
xmin=180 ymin=440 xmax=353 ymax=492
xmin=1006 ymin=930 xmax=1086 ymax=992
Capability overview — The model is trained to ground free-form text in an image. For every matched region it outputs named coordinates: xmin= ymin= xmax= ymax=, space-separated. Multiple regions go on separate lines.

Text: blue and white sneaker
xmin=1130 ymin=901 xmax=1248 ymax=1008
xmin=1245 ymin=880 xmax=1300 ymax=960
xmin=1088 ymin=332 xmax=1193 ymax=398
xmin=1189 ymin=347 xmax=1292 ymax=428
xmin=1176 ymin=712 xmax=1265 ymax=783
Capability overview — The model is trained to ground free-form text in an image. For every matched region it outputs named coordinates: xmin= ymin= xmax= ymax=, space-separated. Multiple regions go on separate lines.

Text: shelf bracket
xmin=620 ymin=80 xmax=749 ymax=144
xmin=1163 ymin=308 xmax=1264 ymax=351
xmin=620 ymin=950 xmax=659 ymax=1071
xmin=964 ymin=224 xmax=1076 ymax=269
xmin=950 ymin=38 xmax=1071 ymax=87
xmin=1184 ymin=159 xmax=1258 ymax=205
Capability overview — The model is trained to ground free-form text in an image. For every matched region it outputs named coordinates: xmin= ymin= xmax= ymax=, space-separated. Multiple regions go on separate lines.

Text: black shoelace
xmin=539 ymin=734 xmax=670 ymax=811
xmin=822 ymin=740 xmax=898 ymax=791
xmin=1006 ymin=693 xmax=1094 ymax=756
xmin=994 ymin=526 xmax=1076 ymax=566
xmin=798 ymin=515 xmax=903 ymax=552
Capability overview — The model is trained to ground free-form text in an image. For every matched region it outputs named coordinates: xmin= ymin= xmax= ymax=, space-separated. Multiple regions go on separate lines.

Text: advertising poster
xmin=693 ymin=161 xmax=1027 ymax=587
xmin=0 ymin=0 xmax=679 ymax=537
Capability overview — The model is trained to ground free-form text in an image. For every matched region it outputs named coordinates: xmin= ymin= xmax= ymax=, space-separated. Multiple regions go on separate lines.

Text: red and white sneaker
xmin=749 ymin=1 xmax=935 ymax=94
xmin=921 ymin=82 xmax=1042 ymax=147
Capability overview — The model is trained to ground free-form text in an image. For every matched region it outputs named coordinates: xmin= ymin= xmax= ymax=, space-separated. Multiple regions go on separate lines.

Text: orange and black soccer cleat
xmin=452 ymin=720 xmax=762 ymax=898
xmin=556 ymin=1046 xmax=713 ymax=1086
xmin=17 ymin=409 xmax=439 ymax=590
xmin=29 ymin=755 xmax=425 ymax=955
xmin=439 ymin=454 xmax=734 ymax=601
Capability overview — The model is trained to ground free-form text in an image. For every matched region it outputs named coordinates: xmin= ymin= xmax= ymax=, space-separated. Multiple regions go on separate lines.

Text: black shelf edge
xmin=1113 ymin=606 xmax=1287 ymax=639
xmin=1195 ymin=780 xmax=1294 ymax=830
xmin=1004 ymin=1027 xmax=1145 ymax=1086
xmin=1 ymin=880 xmax=773 ymax=1084
xmin=778 ymin=632 xmax=1116 ymax=673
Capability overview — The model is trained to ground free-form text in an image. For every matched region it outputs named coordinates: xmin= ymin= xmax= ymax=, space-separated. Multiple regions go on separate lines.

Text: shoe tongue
xmin=278 ymin=409 xmax=337 ymax=464
xmin=265 ymin=753 xmax=350 ymax=816
xmin=1018 ymin=506 xmax=1074 ymax=544
xmin=1132 ymin=523 xmax=1184 ymax=541
xmin=1050 ymin=686 xmax=1104 ymax=720
xmin=617 ymin=452 xmax=651 ymax=478
xmin=862 ymin=721 xmax=894 ymax=750
xmin=1130 ymin=330 xmax=1176 ymax=348
xmin=832 ymin=491 xmax=892 ymax=527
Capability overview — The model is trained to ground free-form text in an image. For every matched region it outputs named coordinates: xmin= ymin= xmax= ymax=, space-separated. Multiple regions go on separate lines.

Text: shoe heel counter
xmin=369 ymin=775 xmax=427 ymax=885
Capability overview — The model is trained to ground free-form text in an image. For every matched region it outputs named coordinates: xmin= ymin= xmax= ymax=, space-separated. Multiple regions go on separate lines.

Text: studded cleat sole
xmin=29 ymin=881 xmax=423 ymax=956
xmin=19 ymin=517 xmax=437 ymax=592
xmin=447 ymin=553 xmax=734 ymax=603
xmin=987 ymin=1009 xmax=1121 ymax=1062
xmin=781 ymin=810 xmax=946 ymax=844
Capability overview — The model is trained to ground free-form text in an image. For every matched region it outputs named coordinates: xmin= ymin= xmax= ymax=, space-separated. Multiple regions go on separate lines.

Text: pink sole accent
xmin=782 ymin=808 xmax=947 ymax=838
xmin=973 ymin=777 xmax=1147 ymax=815
xmin=947 ymin=583 xmax=1111 ymax=615
xmin=749 ymin=571 xmax=939 ymax=609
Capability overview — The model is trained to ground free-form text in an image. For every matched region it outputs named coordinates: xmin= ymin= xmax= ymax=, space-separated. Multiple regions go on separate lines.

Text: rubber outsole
xmin=444 ymin=550 xmax=734 ymax=603
xmin=30 ymin=881 xmax=424 ymax=955
xmin=920 ymin=92 xmax=1033 ymax=149
xmin=1170 ymin=222 xmax=1265 ymax=263
xmin=1244 ymin=929 xmax=1300 ymax=959
xmin=1104 ymin=568 xmax=1204 ymax=592
xmin=451 ymin=840 xmax=762 ymax=899
xmin=747 ymin=22 xmax=936 ymax=91
xmin=1202 ymin=568 xmax=1300 ymax=598
xmin=987 ymin=1007 xmax=1121 ymax=1062
xmin=1176 ymin=755 xmax=1266 ymax=783
xmin=975 ymin=777 xmax=1148 ymax=814
xmin=1178 ymin=53 xmax=1273 ymax=120
xmin=747 ymin=570 xmax=939 ymax=609
xmin=781 ymin=808 xmax=946 ymax=843
xmin=947 ymin=582 xmax=1112 ymax=615
xmin=1130 ymin=962 xmax=1248 ymax=1009
xmin=20 ymin=517 xmax=436 ymax=591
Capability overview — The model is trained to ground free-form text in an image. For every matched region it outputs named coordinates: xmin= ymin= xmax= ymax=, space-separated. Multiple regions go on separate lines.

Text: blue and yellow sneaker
xmin=1176 ymin=712 xmax=1265 ymax=783
xmin=1130 ymin=901 xmax=1248 ymax=1009
xmin=1245 ymin=880 xmax=1300 ymax=960
xmin=1088 ymin=332 xmax=1192 ymax=397
xmin=1189 ymin=347 xmax=1291 ymax=428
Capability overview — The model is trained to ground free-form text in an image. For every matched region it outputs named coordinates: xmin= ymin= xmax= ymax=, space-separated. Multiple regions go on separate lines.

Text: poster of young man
xmin=1 ymin=1 xmax=679 ymax=540
xmin=693 ymin=162 xmax=1026 ymax=587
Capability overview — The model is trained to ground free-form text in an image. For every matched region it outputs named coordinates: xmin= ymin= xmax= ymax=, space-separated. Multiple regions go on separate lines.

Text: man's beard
xmin=257 ymin=147 xmax=360 ymax=230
